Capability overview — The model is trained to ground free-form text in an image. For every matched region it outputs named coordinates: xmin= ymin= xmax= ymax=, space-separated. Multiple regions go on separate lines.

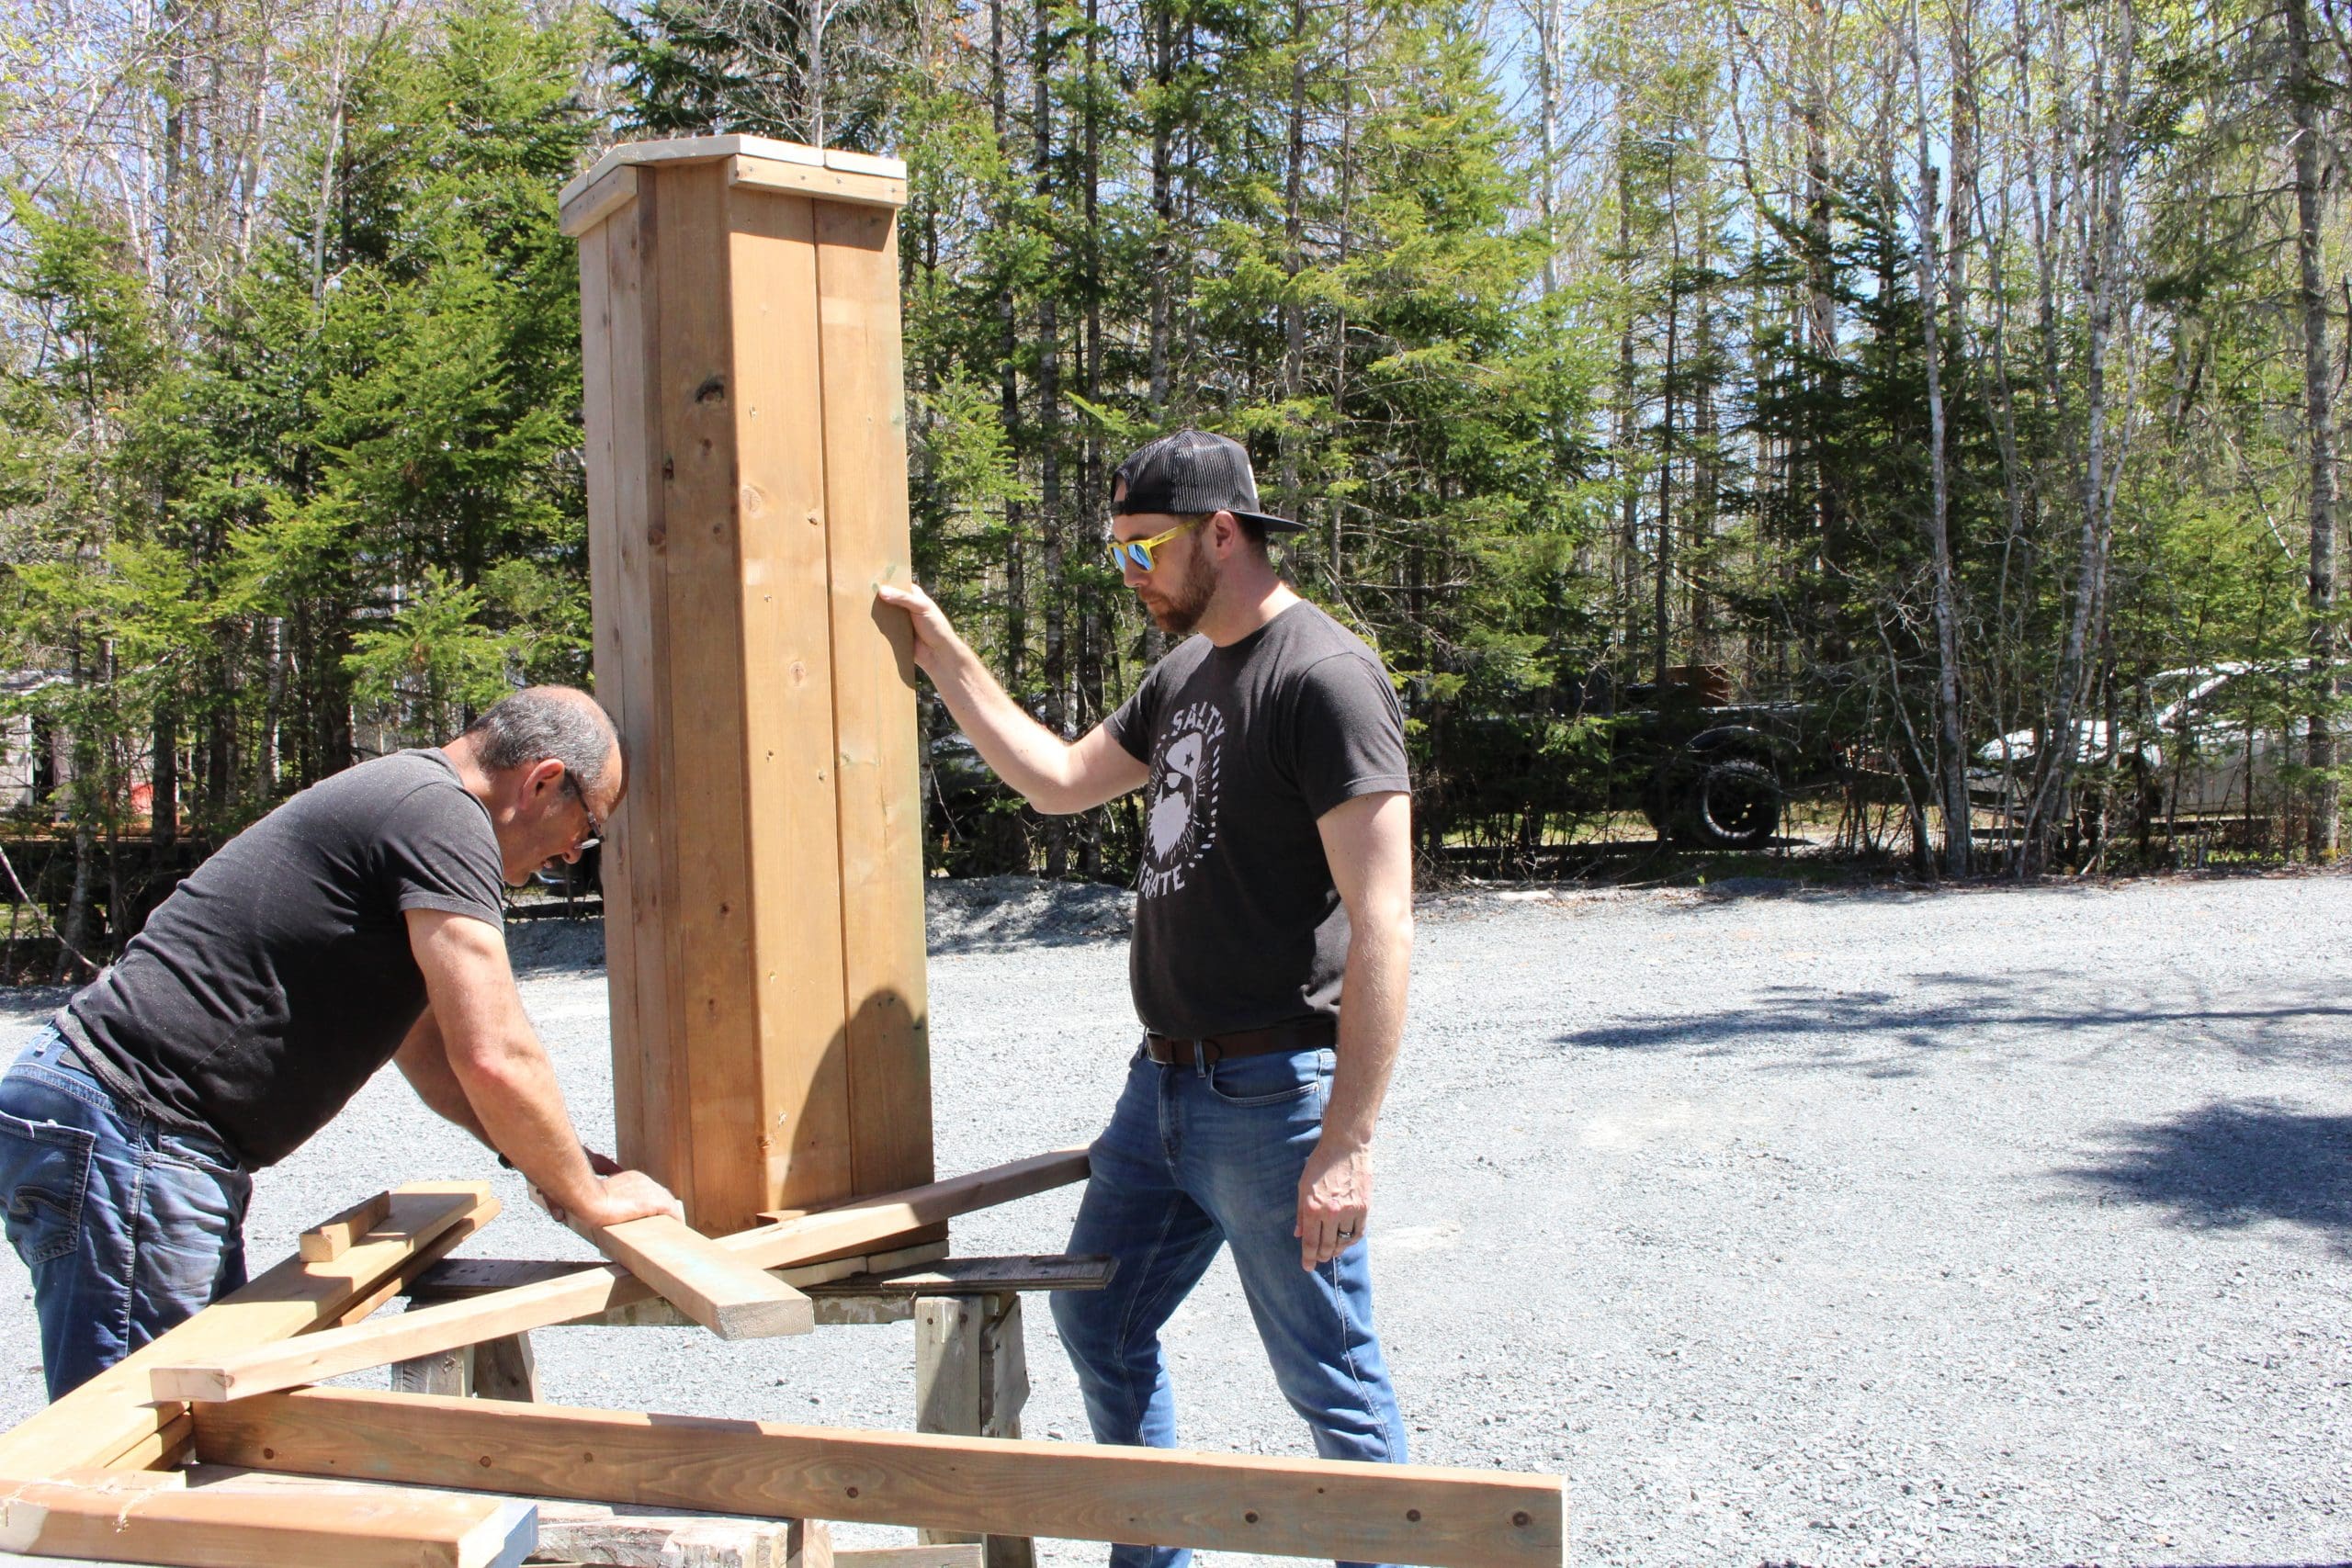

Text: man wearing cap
xmin=880 ymin=430 xmax=1413 ymax=1568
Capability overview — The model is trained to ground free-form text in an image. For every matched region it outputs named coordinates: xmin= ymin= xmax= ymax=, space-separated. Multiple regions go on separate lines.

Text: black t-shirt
xmin=57 ymin=749 xmax=505 ymax=1168
xmin=1104 ymin=601 xmax=1410 ymax=1038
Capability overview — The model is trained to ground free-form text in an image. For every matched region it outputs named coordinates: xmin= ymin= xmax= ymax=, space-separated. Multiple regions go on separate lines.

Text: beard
xmin=1140 ymin=534 xmax=1218 ymax=635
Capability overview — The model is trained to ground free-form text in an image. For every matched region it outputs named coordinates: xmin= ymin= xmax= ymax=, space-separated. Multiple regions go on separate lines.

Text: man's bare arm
xmin=404 ymin=908 xmax=679 ymax=1229
xmin=391 ymin=1010 xmax=490 ymax=1145
xmin=1295 ymin=789 xmax=1414 ymax=1269
xmin=877 ymin=581 xmax=1148 ymax=813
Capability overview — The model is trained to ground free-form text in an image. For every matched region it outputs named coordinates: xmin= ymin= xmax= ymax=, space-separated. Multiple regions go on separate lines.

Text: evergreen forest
xmin=1 ymin=0 xmax=2345 ymax=973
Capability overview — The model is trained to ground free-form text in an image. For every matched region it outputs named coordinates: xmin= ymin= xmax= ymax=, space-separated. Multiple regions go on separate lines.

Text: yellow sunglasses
xmin=1104 ymin=515 xmax=1207 ymax=572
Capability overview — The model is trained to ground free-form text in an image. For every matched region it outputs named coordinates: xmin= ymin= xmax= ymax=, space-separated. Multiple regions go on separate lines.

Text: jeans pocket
xmin=152 ymin=1126 xmax=244 ymax=1181
xmin=1205 ymin=1048 xmax=1329 ymax=1108
xmin=0 ymin=1109 xmax=96 ymax=1266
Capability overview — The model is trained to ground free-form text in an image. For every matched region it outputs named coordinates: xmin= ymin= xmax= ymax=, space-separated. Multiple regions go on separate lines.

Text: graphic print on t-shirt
xmin=1139 ymin=699 xmax=1225 ymax=900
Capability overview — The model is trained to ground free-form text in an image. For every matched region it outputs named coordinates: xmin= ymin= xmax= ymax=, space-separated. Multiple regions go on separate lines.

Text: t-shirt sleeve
xmin=1103 ymin=662 xmax=1164 ymax=764
xmin=1288 ymin=653 xmax=1412 ymax=819
xmin=378 ymin=786 xmax=506 ymax=928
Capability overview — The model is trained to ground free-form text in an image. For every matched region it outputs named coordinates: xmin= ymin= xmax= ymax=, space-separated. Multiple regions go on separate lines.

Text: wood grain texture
xmin=192 ymin=1388 xmax=1565 ymax=1568
xmin=298 ymin=1192 xmax=392 ymax=1262
xmin=831 ymin=1549 xmax=980 ymax=1568
xmin=575 ymin=141 xmax=934 ymax=1232
xmin=812 ymin=197 xmax=933 ymax=1201
xmin=730 ymin=154 xmax=905 ymax=209
xmin=0 ymin=1184 xmax=493 ymax=1478
xmin=586 ymin=178 xmax=688 ymax=1190
xmin=558 ymin=163 xmax=639 ymax=238
xmin=650 ymin=156 xmax=763 ymax=1230
xmin=148 ymin=1153 xmax=1086 ymax=1404
xmin=725 ymin=181 xmax=854 ymax=1217
xmin=0 ymin=1468 xmax=533 ymax=1568
xmin=593 ymin=1214 xmax=814 ymax=1338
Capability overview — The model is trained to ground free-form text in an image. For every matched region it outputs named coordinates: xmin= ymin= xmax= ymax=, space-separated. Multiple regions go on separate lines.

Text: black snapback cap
xmin=1109 ymin=430 xmax=1301 ymax=533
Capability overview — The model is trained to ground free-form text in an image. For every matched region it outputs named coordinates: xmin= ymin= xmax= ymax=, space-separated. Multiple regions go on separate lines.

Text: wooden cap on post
xmin=559 ymin=136 xmax=908 ymax=238
xmin=567 ymin=136 xmax=934 ymax=1238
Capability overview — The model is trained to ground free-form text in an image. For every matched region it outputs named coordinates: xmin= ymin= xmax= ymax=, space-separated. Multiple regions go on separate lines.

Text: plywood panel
xmin=728 ymin=184 xmax=854 ymax=1215
xmin=814 ymin=200 xmax=934 ymax=1199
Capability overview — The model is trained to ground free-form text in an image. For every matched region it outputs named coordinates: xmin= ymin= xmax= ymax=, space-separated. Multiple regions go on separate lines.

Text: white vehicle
xmin=1971 ymin=664 xmax=2331 ymax=824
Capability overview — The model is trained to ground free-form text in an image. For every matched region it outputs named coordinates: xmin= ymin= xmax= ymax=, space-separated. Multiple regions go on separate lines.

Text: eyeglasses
xmin=560 ymin=773 xmax=605 ymax=851
xmin=1104 ymin=515 xmax=1207 ymax=573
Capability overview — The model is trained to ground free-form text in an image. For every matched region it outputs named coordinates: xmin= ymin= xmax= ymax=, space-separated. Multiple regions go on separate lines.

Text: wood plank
xmin=802 ymin=1253 xmax=1113 ymax=1297
xmin=592 ymin=1215 xmax=813 ymax=1339
xmin=650 ymin=155 xmax=766 ymax=1233
xmin=532 ymin=1511 xmax=820 ymax=1568
xmin=324 ymin=1201 xmax=500 ymax=1329
xmin=558 ymin=164 xmax=639 ymax=239
xmin=148 ymin=1153 xmax=1085 ymax=1404
xmin=0 ymin=1183 xmax=493 ymax=1477
xmin=812 ymin=197 xmax=933 ymax=1202
xmin=559 ymin=135 xmax=824 ymax=213
xmin=730 ymin=155 xmax=905 ymax=210
xmin=724 ymin=180 xmax=854 ymax=1218
xmin=590 ymin=159 xmax=684 ymax=1190
xmin=193 ymin=1388 xmax=1565 ymax=1568
xmin=820 ymin=148 xmax=908 ymax=180
xmin=409 ymin=1245 xmax=937 ymax=1302
xmin=298 ymin=1191 xmax=392 ymax=1262
xmin=0 ymin=1467 xmax=534 ymax=1568
xmin=832 ymin=1549 xmax=979 ymax=1568
xmin=93 ymin=1414 xmax=191 ymax=1474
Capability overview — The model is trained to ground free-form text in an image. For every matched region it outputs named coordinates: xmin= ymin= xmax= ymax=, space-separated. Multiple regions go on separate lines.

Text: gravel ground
xmin=1 ymin=872 xmax=2347 ymax=1567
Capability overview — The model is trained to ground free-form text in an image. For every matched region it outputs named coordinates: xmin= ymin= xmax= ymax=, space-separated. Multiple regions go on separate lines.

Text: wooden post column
xmin=562 ymin=137 xmax=933 ymax=1235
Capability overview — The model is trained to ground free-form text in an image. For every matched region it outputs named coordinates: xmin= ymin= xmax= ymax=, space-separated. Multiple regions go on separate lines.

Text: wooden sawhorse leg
xmin=390 ymin=1329 xmax=537 ymax=1402
xmin=914 ymin=1292 xmax=1033 ymax=1568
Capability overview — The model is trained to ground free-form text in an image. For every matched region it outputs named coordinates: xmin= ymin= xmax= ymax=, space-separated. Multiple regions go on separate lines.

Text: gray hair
xmin=464 ymin=686 xmax=619 ymax=795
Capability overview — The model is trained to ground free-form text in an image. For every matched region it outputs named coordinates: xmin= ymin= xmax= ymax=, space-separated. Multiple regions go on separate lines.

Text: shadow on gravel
xmin=2061 ymin=1100 xmax=2352 ymax=1243
xmin=1555 ymin=972 xmax=2352 ymax=1071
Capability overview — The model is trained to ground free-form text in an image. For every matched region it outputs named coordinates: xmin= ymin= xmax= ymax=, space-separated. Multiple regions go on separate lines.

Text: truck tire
xmin=1689 ymin=758 xmax=1780 ymax=850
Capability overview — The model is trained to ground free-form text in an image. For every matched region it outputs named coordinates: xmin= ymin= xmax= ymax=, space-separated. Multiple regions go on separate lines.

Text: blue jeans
xmin=0 ymin=1025 xmax=252 ymax=1398
xmin=1051 ymin=1044 xmax=1407 ymax=1568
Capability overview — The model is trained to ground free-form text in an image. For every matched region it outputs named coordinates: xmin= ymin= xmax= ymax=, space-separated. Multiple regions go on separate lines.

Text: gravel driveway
xmin=1 ymin=872 xmax=2346 ymax=1567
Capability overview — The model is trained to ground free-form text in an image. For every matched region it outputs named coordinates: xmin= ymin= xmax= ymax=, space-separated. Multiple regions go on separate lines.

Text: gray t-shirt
xmin=1104 ymin=601 xmax=1410 ymax=1038
xmin=57 ymin=749 xmax=504 ymax=1168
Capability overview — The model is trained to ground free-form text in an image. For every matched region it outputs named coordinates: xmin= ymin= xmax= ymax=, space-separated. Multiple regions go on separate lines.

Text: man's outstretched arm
xmin=403 ymin=908 xmax=680 ymax=1230
xmin=1295 ymin=788 xmax=1414 ymax=1269
xmin=878 ymin=582 xmax=1148 ymax=814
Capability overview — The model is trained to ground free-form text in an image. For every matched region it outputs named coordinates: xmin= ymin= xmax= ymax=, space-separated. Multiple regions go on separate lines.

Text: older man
xmin=881 ymin=430 xmax=1414 ymax=1568
xmin=0 ymin=685 xmax=678 ymax=1397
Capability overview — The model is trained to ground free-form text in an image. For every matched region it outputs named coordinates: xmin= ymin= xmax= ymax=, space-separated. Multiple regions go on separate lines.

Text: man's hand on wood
xmin=1295 ymin=1135 xmax=1372 ymax=1269
xmin=533 ymin=1168 xmax=682 ymax=1231
xmin=875 ymin=581 xmax=962 ymax=675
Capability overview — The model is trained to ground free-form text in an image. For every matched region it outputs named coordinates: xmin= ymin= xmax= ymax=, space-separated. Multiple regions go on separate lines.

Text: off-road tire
xmin=1688 ymin=758 xmax=1781 ymax=851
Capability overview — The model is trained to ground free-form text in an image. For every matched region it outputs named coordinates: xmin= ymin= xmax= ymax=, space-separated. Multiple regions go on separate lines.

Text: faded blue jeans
xmin=1051 ymin=1043 xmax=1407 ymax=1568
xmin=0 ymin=1025 xmax=252 ymax=1398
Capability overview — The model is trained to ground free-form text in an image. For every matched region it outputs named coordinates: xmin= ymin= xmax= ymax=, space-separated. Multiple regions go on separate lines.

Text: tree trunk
xmin=1913 ymin=7 xmax=1971 ymax=875
xmin=990 ymin=0 xmax=1026 ymax=697
xmin=2290 ymin=0 xmax=2340 ymax=858
xmin=1034 ymin=0 xmax=1066 ymax=879
xmin=2026 ymin=0 xmax=2132 ymax=869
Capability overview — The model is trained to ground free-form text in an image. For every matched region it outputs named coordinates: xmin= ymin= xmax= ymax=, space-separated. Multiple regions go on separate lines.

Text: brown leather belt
xmin=1142 ymin=1017 xmax=1337 ymax=1067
